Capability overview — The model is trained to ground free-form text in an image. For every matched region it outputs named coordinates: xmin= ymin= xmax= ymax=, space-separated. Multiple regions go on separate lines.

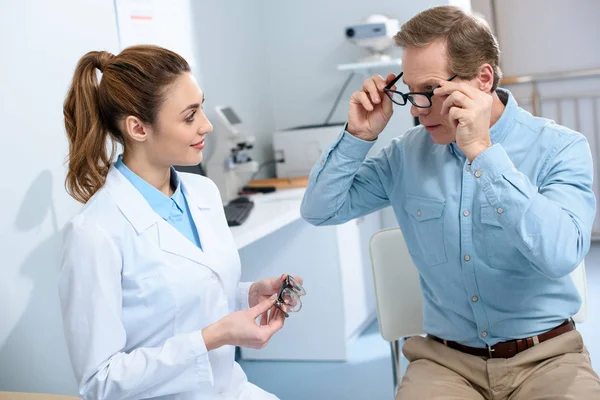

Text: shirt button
xmin=417 ymin=210 xmax=422 ymax=217
xmin=466 ymin=165 xmax=471 ymax=172
xmin=472 ymin=296 xmax=479 ymax=302
xmin=321 ymin=159 xmax=325 ymax=166
xmin=497 ymin=207 xmax=503 ymax=214
xmin=464 ymin=254 xmax=471 ymax=262
xmin=474 ymin=170 xmax=482 ymax=178
xmin=463 ymin=209 xmax=470 ymax=217
xmin=482 ymin=331 xmax=488 ymax=338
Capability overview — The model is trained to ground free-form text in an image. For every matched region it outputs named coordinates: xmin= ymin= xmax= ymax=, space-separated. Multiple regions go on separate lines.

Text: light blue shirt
xmin=115 ymin=156 xmax=202 ymax=250
xmin=301 ymin=89 xmax=596 ymax=347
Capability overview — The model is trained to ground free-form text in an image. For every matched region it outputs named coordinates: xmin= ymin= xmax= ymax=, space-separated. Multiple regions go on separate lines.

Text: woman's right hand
xmin=202 ymin=295 xmax=285 ymax=351
xmin=347 ymin=73 xmax=397 ymax=142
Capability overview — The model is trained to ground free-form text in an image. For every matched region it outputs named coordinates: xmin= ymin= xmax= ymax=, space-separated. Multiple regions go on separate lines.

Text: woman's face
xmin=144 ymin=72 xmax=212 ymax=167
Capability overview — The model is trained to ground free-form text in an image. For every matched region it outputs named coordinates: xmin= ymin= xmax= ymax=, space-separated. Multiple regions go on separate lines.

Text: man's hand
xmin=347 ymin=74 xmax=397 ymax=141
xmin=435 ymin=81 xmax=493 ymax=161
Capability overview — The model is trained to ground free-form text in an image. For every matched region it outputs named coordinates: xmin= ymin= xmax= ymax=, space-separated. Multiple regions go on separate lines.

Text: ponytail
xmin=63 ymin=51 xmax=116 ymax=203
xmin=63 ymin=46 xmax=191 ymax=203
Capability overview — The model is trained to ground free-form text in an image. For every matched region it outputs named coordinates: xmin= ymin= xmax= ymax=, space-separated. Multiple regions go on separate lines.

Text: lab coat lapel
xmin=105 ymin=165 xmax=219 ymax=274
xmin=160 ymin=176 xmax=227 ymax=279
xmin=155 ymin=220 xmax=214 ymax=269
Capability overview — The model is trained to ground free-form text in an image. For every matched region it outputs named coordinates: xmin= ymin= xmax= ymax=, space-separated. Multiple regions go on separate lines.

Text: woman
xmin=59 ymin=45 xmax=295 ymax=400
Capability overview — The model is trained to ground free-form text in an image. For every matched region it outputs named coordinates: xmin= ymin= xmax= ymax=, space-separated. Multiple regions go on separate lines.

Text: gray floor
xmin=240 ymin=244 xmax=600 ymax=399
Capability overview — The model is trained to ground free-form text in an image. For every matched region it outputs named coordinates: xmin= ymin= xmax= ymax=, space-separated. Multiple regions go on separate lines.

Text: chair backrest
xmin=369 ymin=228 xmax=423 ymax=342
xmin=369 ymin=227 xmax=589 ymax=341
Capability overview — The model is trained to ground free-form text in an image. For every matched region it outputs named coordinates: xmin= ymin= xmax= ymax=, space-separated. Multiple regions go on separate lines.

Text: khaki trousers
xmin=396 ymin=331 xmax=600 ymax=399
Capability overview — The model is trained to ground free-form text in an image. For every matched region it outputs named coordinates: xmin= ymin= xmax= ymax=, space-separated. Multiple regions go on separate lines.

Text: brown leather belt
xmin=430 ymin=319 xmax=575 ymax=359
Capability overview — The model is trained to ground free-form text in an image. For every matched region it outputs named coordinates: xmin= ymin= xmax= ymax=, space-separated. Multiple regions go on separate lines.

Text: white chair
xmin=368 ymin=227 xmax=588 ymax=395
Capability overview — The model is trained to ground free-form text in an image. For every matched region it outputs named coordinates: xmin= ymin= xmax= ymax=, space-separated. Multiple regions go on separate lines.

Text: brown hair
xmin=63 ymin=45 xmax=190 ymax=203
xmin=394 ymin=6 xmax=502 ymax=91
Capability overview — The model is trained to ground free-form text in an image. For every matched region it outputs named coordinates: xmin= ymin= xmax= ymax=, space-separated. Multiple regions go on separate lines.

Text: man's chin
xmin=424 ymin=126 xmax=454 ymax=145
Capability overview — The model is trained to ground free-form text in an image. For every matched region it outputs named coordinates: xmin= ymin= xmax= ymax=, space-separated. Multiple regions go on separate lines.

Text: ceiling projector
xmin=345 ymin=14 xmax=400 ymax=62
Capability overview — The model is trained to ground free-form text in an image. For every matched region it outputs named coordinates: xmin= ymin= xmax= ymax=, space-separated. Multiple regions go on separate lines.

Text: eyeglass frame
xmin=383 ymin=72 xmax=458 ymax=108
xmin=274 ymin=275 xmax=305 ymax=318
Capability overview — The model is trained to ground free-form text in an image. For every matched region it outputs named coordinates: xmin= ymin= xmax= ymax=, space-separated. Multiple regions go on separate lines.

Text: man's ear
xmin=477 ymin=63 xmax=495 ymax=93
xmin=123 ymin=115 xmax=150 ymax=143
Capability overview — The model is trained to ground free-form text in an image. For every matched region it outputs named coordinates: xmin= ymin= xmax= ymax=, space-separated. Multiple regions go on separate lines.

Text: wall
xmin=260 ymin=0 xmax=444 ymax=155
xmin=190 ymin=1 xmax=276 ymax=177
xmin=0 ymin=0 xmax=120 ymax=394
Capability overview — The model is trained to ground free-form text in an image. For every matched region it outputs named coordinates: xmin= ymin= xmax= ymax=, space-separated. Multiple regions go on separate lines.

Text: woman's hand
xmin=202 ymin=296 xmax=286 ymax=350
xmin=249 ymin=275 xmax=303 ymax=323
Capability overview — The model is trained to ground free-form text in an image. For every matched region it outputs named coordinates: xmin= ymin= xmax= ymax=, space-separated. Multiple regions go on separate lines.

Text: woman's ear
xmin=123 ymin=115 xmax=149 ymax=143
xmin=478 ymin=63 xmax=495 ymax=93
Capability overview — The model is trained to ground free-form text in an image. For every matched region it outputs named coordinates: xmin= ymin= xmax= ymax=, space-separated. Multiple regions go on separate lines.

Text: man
xmin=301 ymin=5 xmax=600 ymax=399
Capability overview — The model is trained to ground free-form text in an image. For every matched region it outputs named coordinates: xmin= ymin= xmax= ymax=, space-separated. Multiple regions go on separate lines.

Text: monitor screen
xmin=221 ymin=107 xmax=242 ymax=125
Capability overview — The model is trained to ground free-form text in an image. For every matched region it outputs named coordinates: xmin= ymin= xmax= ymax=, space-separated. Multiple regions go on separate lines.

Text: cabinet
xmin=232 ymin=191 xmax=381 ymax=361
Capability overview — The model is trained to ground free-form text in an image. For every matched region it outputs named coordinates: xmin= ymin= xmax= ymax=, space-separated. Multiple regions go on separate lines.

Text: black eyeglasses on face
xmin=383 ymin=72 xmax=458 ymax=108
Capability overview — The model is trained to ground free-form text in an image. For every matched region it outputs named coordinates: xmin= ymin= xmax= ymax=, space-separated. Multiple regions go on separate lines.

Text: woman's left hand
xmin=248 ymin=275 xmax=303 ymax=322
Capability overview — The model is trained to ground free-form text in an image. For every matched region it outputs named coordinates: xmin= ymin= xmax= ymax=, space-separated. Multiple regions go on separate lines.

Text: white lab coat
xmin=58 ymin=166 xmax=277 ymax=400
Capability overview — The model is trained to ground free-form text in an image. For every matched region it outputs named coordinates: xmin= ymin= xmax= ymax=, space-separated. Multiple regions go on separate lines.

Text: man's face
xmin=401 ymin=40 xmax=458 ymax=145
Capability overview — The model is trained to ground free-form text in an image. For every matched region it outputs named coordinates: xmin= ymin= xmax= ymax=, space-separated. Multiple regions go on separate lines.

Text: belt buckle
xmin=487 ymin=345 xmax=495 ymax=358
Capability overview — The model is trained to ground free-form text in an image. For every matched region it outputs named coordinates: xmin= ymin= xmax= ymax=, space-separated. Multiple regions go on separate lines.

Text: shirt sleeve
xmin=300 ymin=127 xmax=399 ymax=226
xmin=471 ymin=134 xmax=596 ymax=278
xmin=58 ymin=219 xmax=215 ymax=400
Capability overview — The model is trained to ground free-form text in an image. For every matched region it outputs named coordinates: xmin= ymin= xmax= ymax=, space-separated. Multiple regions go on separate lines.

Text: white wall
xmin=0 ymin=0 xmax=120 ymax=394
xmin=472 ymin=0 xmax=600 ymax=76
xmin=191 ymin=1 xmax=276 ymax=177
xmin=260 ymin=0 xmax=445 ymax=155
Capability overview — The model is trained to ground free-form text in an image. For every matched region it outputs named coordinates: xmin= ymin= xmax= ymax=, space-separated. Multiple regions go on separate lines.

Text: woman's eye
xmin=186 ymin=110 xmax=197 ymax=123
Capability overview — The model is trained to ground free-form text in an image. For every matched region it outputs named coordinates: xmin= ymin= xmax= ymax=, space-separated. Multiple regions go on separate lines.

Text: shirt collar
xmin=114 ymin=155 xmax=185 ymax=220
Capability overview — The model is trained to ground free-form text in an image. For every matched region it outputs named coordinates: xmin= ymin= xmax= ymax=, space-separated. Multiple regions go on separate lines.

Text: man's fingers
xmin=385 ymin=73 xmax=397 ymax=86
xmin=449 ymin=106 xmax=468 ymax=125
xmin=351 ymin=91 xmax=374 ymax=112
xmin=362 ymin=78 xmax=382 ymax=104
xmin=435 ymin=81 xmax=479 ymax=100
xmin=441 ymin=91 xmax=472 ymax=115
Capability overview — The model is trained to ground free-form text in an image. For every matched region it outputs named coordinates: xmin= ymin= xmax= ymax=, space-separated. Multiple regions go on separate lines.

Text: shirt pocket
xmin=404 ymin=195 xmax=447 ymax=267
xmin=480 ymin=205 xmax=519 ymax=271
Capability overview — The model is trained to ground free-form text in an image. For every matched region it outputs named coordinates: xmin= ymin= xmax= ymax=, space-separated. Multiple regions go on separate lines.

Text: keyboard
xmin=224 ymin=199 xmax=254 ymax=226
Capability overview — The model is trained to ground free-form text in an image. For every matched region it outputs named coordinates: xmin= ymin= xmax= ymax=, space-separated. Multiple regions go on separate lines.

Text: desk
xmin=228 ymin=189 xmax=381 ymax=361
xmin=229 ymin=188 xmax=305 ymax=249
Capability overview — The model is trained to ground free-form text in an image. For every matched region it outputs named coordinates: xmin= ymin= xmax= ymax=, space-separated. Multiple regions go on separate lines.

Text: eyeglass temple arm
xmin=385 ymin=72 xmax=403 ymax=90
